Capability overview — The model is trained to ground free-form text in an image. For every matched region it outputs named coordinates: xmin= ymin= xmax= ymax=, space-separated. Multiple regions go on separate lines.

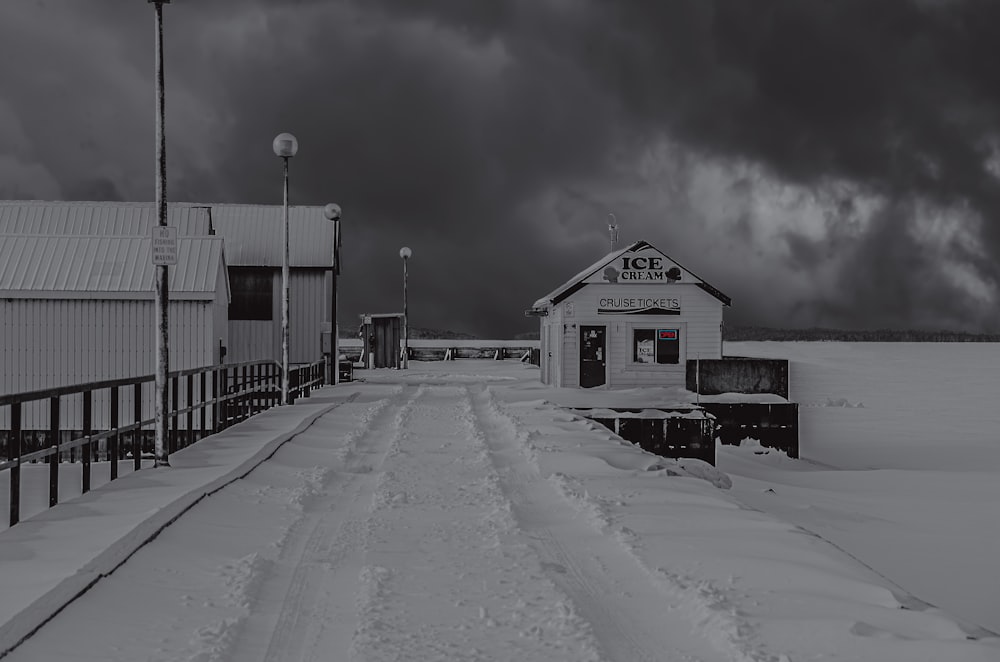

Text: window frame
xmin=629 ymin=325 xmax=683 ymax=366
xmin=228 ymin=266 xmax=274 ymax=321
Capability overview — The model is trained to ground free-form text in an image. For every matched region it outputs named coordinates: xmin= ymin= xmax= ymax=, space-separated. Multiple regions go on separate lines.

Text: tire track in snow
xmin=349 ymin=385 xmax=605 ymax=662
xmin=0 ymin=389 xmax=404 ymax=662
xmin=231 ymin=385 xmax=422 ymax=662
xmin=468 ymin=385 xmax=747 ymax=662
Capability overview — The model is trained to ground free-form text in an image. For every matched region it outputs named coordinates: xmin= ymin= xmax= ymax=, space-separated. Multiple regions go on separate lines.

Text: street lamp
xmin=399 ymin=246 xmax=411 ymax=369
xmin=273 ymin=132 xmax=298 ymax=405
xmin=324 ymin=203 xmax=342 ymax=385
xmin=149 ymin=0 xmax=171 ymax=468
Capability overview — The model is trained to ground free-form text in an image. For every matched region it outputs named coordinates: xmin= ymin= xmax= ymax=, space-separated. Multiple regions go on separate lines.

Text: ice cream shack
xmin=528 ymin=240 xmax=731 ymax=389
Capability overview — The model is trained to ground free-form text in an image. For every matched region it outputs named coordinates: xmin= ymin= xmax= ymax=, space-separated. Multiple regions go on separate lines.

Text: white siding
xmin=555 ymin=282 xmax=723 ymax=388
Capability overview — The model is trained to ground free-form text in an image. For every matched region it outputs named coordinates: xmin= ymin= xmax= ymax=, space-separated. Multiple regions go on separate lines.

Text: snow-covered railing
xmin=0 ymin=358 xmax=327 ymax=528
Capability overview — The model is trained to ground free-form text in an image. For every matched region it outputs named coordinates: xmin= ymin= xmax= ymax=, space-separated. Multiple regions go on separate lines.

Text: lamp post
xmin=149 ymin=0 xmax=171 ymax=468
xmin=324 ymin=203 xmax=342 ymax=385
xmin=399 ymin=246 xmax=411 ymax=369
xmin=273 ymin=132 xmax=298 ymax=405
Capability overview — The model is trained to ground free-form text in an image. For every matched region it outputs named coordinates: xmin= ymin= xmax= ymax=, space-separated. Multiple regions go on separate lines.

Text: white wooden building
xmin=0 ymin=201 xmax=337 ymax=367
xmin=529 ymin=240 xmax=731 ymax=389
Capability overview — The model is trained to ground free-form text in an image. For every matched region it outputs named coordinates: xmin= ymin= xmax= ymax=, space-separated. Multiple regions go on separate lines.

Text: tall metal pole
xmin=281 ymin=156 xmax=291 ymax=404
xmin=323 ymin=203 xmax=342 ymax=385
xmin=152 ymin=0 xmax=170 ymax=468
xmin=402 ymin=256 xmax=408 ymax=369
xmin=332 ymin=218 xmax=340 ymax=383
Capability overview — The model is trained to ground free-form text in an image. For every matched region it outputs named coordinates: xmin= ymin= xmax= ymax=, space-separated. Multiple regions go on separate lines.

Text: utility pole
xmin=608 ymin=213 xmax=619 ymax=253
xmin=151 ymin=0 xmax=171 ymax=468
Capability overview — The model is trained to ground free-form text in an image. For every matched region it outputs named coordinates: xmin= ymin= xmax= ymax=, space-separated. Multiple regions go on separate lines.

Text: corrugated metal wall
xmin=290 ymin=269 xmax=326 ymax=364
xmin=228 ymin=321 xmax=274 ymax=364
xmin=225 ymin=269 xmax=326 ymax=365
xmin=0 ymin=298 xmax=220 ymax=428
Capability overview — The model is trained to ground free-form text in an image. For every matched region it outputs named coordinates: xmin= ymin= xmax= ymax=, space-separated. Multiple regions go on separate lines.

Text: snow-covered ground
xmin=1 ymin=345 xmax=998 ymax=661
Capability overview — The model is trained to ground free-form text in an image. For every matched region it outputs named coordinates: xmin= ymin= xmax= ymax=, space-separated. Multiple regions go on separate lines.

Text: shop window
xmin=633 ymin=328 xmax=679 ymax=364
xmin=229 ymin=267 xmax=273 ymax=320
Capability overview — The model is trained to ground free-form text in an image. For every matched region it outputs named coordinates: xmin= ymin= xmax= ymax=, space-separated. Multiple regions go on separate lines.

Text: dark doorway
xmin=360 ymin=315 xmax=402 ymax=369
xmin=579 ymin=325 xmax=606 ymax=388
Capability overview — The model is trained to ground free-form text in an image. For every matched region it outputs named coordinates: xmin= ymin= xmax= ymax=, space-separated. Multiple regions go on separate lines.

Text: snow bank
xmin=0 ymin=397 xmax=349 ymax=657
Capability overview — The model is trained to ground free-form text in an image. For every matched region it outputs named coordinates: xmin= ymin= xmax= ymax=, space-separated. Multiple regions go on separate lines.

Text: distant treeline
xmin=724 ymin=326 xmax=1000 ymax=342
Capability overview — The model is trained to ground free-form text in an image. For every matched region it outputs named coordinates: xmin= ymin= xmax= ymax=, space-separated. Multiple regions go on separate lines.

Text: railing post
xmin=134 ymin=382 xmax=142 ymax=470
xmin=272 ymin=363 xmax=279 ymax=408
xmin=242 ymin=365 xmax=250 ymax=421
xmin=9 ymin=402 xmax=21 ymax=527
xmin=222 ymin=366 xmax=229 ymax=429
xmin=186 ymin=373 xmax=194 ymax=449
xmin=110 ymin=386 xmax=119 ymax=480
xmin=170 ymin=376 xmax=179 ymax=454
xmin=200 ymin=370 xmax=207 ymax=440
xmin=212 ymin=368 xmax=220 ymax=434
xmin=82 ymin=390 xmax=92 ymax=494
xmin=251 ymin=363 xmax=260 ymax=415
xmin=49 ymin=396 xmax=60 ymax=508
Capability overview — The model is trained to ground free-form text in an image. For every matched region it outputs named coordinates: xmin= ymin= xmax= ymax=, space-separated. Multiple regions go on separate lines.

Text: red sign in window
xmin=658 ymin=329 xmax=677 ymax=340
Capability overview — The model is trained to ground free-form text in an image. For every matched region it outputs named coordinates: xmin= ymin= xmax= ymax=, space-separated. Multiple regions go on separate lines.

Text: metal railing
xmin=1 ymin=358 xmax=327 ymax=527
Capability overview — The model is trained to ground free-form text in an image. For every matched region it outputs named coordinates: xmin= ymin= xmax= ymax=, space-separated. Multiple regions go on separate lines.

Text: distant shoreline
xmin=339 ymin=326 xmax=1000 ymax=342
xmin=722 ymin=327 xmax=1000 ymax=342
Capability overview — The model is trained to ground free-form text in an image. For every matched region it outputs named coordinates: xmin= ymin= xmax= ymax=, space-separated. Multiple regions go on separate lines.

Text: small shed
xmin=358 ymin=314 xmax=403 ymax=369
xmin=528 ymin=240 xmax=731 ymax=389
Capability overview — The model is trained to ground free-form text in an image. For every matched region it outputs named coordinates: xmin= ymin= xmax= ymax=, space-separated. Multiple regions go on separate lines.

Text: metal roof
xmin=0 ymin=234 xmax=227 ymax=297
xmin=200 ymin=204 xmax=334 ymax=267
xmin=0 ymin=201 xmax=335 ymax=268
xmin=0 ymin=201 xmax=213 ymax=236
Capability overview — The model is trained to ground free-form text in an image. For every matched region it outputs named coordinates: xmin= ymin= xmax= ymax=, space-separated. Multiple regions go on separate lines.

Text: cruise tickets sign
xmin=598 ymin=296 xmax=681 ymax=315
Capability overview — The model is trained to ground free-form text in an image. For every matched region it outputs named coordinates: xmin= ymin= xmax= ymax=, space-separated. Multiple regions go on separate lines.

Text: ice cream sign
xmin=598 ymin=296 xmax=681 ymax=315
xmin=590 ymin=247 xmax=686 ymax=283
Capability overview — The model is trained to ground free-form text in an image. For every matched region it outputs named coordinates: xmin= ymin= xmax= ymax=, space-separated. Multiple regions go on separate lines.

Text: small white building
xmin=529 ymin=240 xmax=731 ymax=389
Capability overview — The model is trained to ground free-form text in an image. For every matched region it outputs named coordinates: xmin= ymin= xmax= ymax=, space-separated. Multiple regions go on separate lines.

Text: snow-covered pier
xmin=1 ymin=355 xmax=998 ymax=661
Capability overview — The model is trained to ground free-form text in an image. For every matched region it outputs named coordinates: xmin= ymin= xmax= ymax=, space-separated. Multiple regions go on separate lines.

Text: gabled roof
xmin=201 ymin=204 xmax=335 ymax=268
xmin=532 ymin=240 xmax=731 ymax=308
xmin=0 ymin=201 xmax=336 ymax=268
xmin=0 ymin=201 xmax=212 ymax=236
xmin=0 ymin=234 xmax=227 ymax=299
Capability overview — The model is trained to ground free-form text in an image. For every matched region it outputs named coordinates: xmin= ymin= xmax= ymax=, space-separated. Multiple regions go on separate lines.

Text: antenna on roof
xmin=607 ymin=213 xmax=619 ymax=253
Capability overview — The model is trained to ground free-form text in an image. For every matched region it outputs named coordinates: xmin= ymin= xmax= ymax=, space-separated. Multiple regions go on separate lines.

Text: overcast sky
xmin=3 ymin=0 xmax=1000 ymax=337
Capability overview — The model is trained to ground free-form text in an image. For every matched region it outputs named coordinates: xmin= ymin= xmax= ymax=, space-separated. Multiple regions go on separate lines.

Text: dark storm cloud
xmin=4 ymin=0 xmax=1000 ymax=334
